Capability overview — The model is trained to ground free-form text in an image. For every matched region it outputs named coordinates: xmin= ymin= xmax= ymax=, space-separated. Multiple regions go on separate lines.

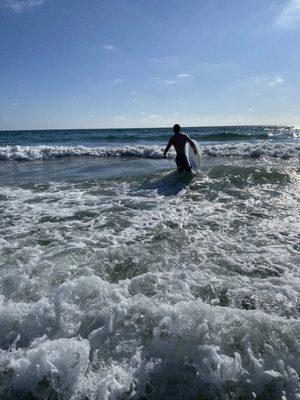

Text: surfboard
xmin=185 ymin=140 xmax=202 ymax=172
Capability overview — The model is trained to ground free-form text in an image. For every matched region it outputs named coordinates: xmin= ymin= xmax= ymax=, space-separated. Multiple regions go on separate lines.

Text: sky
xmin=0 ymin=0 xmax=300 ymax=130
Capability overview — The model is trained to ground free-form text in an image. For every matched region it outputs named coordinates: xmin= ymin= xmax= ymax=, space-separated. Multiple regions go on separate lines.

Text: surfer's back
xmin=170 ymin=132 xmax=189 ymax=155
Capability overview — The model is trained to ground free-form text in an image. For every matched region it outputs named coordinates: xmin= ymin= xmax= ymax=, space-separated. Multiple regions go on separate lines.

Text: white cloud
xmin=235 ymin=74 xmax=284 ymax=89
xmin=198 ymin=61 xmax=239 ymax=70
xmin=243 ymin=74 xmax=267 ymax=85
xmin=148 ymin=57 xmax=178 ymax=66
xmin=199 ymin=62 xmax=222 ymax=68
xmin=148 ymin=57 xmax=171 ymax=63
xmin=114 ymin=78 xmax=123 ymax=83
xmin=165 ymin=80 xmax=176 ymax=85
xmin=178 ymin=73 xmax=190 ymax=78
xmin=268 ymin=77 xmax=284 ymax=87
xmin=226 ymin=113 xmax=248 ymax=120
xmin=113 ymin=114 xmax=127 ymax=120
xmin=3 ymin=0 xmax=44 ymax=13
xmin=104 ymin=44 xmax=115 ymax=51
xmin=148 ymin=114 xmax=161 ymax=119
xmin=129 ymin=92 xmax=138 ymax=101
xmin=276 ymin=0 xmax=300 ymax=27
xmin=152 ymin=77 xmax=160 ymax=81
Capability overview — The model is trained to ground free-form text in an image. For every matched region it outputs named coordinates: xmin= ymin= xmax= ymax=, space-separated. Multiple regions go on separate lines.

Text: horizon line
xmin=0 ymin=123 xmax=295 ymax=133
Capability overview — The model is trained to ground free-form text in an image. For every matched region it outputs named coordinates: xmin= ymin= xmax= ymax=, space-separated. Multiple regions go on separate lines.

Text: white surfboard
xmin=185 ymin=140 xmax=202 ymax=172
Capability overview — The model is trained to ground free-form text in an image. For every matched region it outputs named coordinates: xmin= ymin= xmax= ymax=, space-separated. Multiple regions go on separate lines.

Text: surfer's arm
xmin=163 ymin=140 xmax=172 ymax=157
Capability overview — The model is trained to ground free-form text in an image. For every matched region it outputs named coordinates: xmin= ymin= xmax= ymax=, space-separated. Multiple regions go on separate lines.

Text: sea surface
xmin=0 ymin=125 xmax=299 ymax=400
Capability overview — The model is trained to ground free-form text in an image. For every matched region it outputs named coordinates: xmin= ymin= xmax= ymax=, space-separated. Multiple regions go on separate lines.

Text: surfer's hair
xmin=173 ymin=124 xmax=180 ymax=133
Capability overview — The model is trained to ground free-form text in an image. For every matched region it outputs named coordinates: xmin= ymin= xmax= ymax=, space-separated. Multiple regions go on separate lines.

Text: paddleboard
xmin=185 ymin=140 xmax=202 ymax=172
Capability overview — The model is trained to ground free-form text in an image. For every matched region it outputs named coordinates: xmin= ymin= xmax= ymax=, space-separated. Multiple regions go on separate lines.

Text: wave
xmin=204 ymin=142 xmax=300 ymax=159
xmin=0 ymin=145 xmax=165 ymax=161
xmin=0 ymin=142 xmax=299 ymax=161
xmin=38 ymin=129 xmax=299 ymax=142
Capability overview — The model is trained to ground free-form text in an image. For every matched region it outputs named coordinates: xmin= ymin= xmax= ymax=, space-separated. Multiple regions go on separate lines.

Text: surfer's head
xmin=173 ymin=124 xmax=180 ymax=134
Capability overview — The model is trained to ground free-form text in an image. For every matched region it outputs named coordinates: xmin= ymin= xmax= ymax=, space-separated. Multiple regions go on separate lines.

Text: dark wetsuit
xmin=164 ymin=133 xmax=193 ymax=171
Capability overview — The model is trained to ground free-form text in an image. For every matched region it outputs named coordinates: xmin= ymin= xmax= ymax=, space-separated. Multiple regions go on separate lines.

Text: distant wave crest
xmin=0 ymin=142 xmax=299 ymax=161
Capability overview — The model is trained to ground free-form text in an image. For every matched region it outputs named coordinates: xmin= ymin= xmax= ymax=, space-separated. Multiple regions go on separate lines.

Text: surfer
xmin=163 ymin=124 xmax=196 ymax=172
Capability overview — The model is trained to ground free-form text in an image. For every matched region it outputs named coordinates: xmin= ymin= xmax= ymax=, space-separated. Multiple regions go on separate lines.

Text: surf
xmin=0 ymin=141 xmax=299 ymax=162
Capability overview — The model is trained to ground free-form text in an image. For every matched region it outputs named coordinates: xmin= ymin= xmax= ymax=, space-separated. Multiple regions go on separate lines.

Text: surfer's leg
xmin=175 ymin=154 xmax=185 ymax=172
xmin=176 ymin=155 xmax=190 ymax=172
xmin=182 ymin=155 xmax=191 ymax=171
xmin=175 ymin=155 xmax=183 ymax=171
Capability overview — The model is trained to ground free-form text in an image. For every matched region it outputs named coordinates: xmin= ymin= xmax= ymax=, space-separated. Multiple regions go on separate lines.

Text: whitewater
xmin=0 ymin=126 xmax=299 ymax=400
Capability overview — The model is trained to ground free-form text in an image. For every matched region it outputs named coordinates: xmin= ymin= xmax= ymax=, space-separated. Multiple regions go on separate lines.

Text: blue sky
xmin=0 ymin=0 xmax=300 ymax=129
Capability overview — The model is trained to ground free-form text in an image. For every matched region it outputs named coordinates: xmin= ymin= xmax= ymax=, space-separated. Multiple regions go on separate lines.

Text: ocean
xmin=0 ymin=125 xmax=299 ymax=399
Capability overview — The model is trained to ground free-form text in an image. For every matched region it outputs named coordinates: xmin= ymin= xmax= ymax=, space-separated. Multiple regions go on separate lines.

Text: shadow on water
xmin=138 ymin=169 xmax=195 ymax=196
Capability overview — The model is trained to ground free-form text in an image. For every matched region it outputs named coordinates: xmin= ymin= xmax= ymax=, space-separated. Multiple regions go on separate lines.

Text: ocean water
xmin=0 ymin=125 xmax=299 ymax=400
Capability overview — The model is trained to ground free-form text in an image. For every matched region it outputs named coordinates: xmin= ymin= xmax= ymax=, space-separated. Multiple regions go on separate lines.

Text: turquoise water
xmin=0 ymin=126 xmax=299 ymax=399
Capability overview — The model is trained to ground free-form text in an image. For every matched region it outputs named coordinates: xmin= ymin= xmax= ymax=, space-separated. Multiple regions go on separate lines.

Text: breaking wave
xmin=0 ymin=142 xmax=299 ymax=161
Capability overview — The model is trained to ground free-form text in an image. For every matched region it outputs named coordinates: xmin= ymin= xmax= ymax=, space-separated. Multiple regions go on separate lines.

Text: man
xmin=163 ymin=124 xmax=196 ymax=172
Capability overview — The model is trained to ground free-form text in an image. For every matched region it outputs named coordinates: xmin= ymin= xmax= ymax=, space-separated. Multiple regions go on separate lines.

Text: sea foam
xmin=0 ymin=141 xmax=299 ymax=161
xmin=0 ymin=167 xmax=299 ymax=398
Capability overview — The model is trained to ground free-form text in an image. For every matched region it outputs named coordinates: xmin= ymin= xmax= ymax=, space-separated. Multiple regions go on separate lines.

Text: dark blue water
xmin=0 ymin=125 xmax=299 ymax=147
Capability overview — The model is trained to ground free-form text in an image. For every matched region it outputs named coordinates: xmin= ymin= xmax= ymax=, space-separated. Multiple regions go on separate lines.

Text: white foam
xmin=0 ymin=144 xmax=169 ymax=161
xmin=0 ymin=141 xmax=299 ymax=161
xmin=0 ymin=162 xmax=299 ymax=398
xmin=4 ymin=337 xmax=90 ymax=398
xmin=204 ymin=141 xmax=300 ymax=159
xmin=2 ymin=276 xmax=300 ymax=399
